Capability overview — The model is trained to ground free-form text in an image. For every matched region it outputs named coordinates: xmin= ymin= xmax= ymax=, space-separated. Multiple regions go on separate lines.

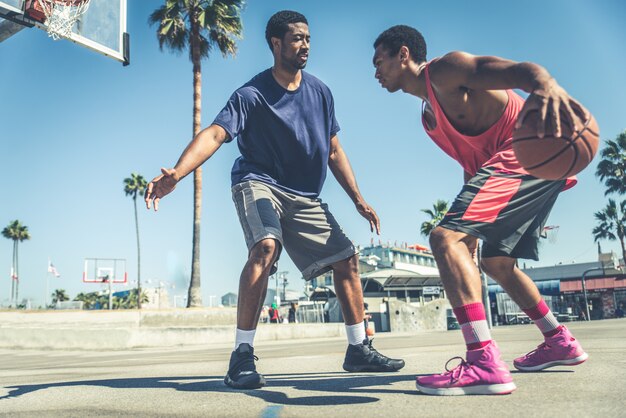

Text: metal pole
xmin=477 ymin=245 xmax=493 ymax=328
xmin=580 ymin=267 xmax=606 ymax=321
xmin=275 ymin=273 xmax=279 ymax=306
xmin=481 ymin=271 xmax=493 ymax=329
xmin=581 ymin=270 xmax=594 ymax=321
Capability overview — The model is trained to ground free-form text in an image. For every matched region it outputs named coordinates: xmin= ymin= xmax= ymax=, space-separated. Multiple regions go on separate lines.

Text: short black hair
xmin=265 ymin=10 xmax=308 ymax=51
xmin=374 ymin=25 xmax=427 ymax=63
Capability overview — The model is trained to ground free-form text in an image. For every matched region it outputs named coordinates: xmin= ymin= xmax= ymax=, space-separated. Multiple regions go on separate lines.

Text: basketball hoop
xmin=30 ymin=0 xmax=90 ymax=40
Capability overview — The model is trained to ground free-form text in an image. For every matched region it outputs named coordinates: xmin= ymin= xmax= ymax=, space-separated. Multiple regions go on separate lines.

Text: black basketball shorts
xmin=439 ymin=166 xmax=566 ymax=260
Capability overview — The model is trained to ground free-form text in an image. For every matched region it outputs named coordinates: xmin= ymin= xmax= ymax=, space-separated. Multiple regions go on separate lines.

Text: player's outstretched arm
xmin=145 ymin=124 xmax=229 ymax=211
xmin=434 ymin=51 xmax=587 ymax=138
xmin=328 ymin=135 xmax=380 ymax=235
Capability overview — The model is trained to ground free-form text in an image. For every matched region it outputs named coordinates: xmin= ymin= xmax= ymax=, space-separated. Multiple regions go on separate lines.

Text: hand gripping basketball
xmin=513 ymin=89 xmax=599 ymax=180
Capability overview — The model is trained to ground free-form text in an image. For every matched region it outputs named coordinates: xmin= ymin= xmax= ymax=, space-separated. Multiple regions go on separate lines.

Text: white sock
xmin=235 ymin=328 xmax=256 ymax=350
xmin=345 ymin=322 xmax=366 ymax=346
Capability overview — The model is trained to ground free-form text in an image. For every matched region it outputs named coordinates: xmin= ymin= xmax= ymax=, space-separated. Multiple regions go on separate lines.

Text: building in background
xmin=489 ymin=252 xmax=625 ymax=323
xmin=221 ymin=292 xmax=237 ymax=307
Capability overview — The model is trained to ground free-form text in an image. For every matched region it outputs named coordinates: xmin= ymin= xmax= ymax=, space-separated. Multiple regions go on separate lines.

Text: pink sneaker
xmin=514 ymin=325 xmax=588 ymax=371
xmin=416 ymin=341 xmax=516 ymax=396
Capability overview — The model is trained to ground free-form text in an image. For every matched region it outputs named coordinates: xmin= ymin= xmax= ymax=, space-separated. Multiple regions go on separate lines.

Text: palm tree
xmin=596 ymin=130 xmax=626 ymax=196
xmin=51 ymin=289 xmax=69 ymax=306
xmin=593 ymin=199 xmax=626 ymax=266
xmin=74 ymin=292 xmax=95 ymax=309
xmin=124 ymin=173 xmax=148 ymax=309
xmin=121 ymin=290 xmax=150 ymax=309
xmin=420 ymin=200 xmax=450 ymax=237
xmin=2 ymin=220 xmax=31 ymax=306
xmin=149 ymin=0 xmax=244 ymax=307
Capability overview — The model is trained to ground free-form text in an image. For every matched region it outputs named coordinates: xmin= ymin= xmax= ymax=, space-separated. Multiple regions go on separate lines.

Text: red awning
xmin=561 ymin=277 xmax=626 ymax=293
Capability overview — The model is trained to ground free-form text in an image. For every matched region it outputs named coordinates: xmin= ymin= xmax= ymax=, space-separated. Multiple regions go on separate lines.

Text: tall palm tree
xmin=124 ymin=173 xmax=148 ymax=309
xmin=420 ymin=200 xmax=450 ymax=237
xmin=2 ymin=220 xmax=31 ymax=306
xmin=593 ymin=199 xmax=626 ymax=267
xmin=149 ymin=0 xmax=244 ymax=307
xmin=596 ymin=130 xmax=626 ymax=196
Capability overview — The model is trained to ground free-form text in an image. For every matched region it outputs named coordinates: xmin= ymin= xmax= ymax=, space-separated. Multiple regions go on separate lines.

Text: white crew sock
xmin=345 ymin=322 xmax=366 ymax=346
xmin=235 ymin=328 xmax=256 ymax=350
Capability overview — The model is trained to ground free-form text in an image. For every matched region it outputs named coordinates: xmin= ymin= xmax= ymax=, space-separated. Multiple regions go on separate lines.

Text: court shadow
xmin=0 ymin=372 xmax=417 ymax=406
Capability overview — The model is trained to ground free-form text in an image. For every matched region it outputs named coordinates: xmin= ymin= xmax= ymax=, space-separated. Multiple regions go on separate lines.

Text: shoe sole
xmin=224 ymin=374 xmax=266 ymax=389
xmin=514 ymin=352 xmax=589 ymax=372
xmin=343 ymin=362 xmax=405 ymax=372
xmin=415 ymin=381 xmax=517 ymax=396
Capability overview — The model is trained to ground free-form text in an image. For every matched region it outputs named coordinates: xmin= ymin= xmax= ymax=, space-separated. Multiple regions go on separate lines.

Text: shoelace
xmin=444 ymin=356 xmax=471 ymax=383
xmin=230 ymin=353 xmax=259 ymax=375
xmin=367 ymin=338 xmax=379 ymax=354
xmin=524 ymin=342 xmax=550 ymax=359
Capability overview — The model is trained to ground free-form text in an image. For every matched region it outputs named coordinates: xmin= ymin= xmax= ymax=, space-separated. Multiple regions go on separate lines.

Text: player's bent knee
xmin=249 ymin=239 xmax=279 ymax=264
xmin=480 ymin=257 xmax=515 ymax=279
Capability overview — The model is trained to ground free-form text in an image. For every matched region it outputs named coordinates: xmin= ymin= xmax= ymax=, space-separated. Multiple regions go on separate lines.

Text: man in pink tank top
xmin=372 ymin=25 xmax=588 ymax=396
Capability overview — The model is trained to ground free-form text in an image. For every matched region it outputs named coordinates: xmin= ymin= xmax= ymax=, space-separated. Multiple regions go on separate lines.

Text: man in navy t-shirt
xmin=146 ymin=10 xmax=405 ymax=390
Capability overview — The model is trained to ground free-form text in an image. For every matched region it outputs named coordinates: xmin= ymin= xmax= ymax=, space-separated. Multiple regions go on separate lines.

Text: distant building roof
xmin=520 ymin=261 xmax=622 ymax=282
xmin=361 ymin=268 xmax=440 ymax=290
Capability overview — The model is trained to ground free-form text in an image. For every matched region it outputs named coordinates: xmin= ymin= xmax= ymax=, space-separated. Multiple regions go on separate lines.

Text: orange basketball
xmin=512 ymin=109 xmax=599 ymax=180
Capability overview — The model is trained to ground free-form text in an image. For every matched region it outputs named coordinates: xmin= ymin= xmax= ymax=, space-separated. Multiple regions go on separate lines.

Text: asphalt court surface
xmin=1 ymin=319 xmax=624 ymax=417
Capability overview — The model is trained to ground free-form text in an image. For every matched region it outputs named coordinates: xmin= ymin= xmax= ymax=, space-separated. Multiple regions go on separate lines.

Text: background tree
xmin=420 ymin=200 xmax=450 ymax=237
xmin=149 ymin=0 xmax=244 ymax=307
xmin=124 ymin=173 xmax=148 ymax=309
xmin=74 ymin=292 xmax=96 ymax=309
xmin=596 ymin=130 xmax=626 ymax=196
xmin=2 ymin=220 xmax=31 ymax=306
xmin=592 ymin=199 xmax=626 ymax=267
xmin=51 ymin=289 xmax=70 ymax=306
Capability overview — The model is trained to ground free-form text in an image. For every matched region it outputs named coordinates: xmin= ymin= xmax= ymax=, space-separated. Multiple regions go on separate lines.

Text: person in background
xmin=269 ymin=303 xmax=281 ymax=324
xmin=288 ymin=302 xmax=297 ymax=323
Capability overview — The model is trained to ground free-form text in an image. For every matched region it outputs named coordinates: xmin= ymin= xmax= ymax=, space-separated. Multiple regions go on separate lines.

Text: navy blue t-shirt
xmin=212 ymin=69 xmax=340 ymax=198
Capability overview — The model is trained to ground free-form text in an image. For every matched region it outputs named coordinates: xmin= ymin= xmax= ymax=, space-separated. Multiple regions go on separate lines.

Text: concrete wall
xmin=316 ymin=297 xmax=450 ymax=333
xmin=388 ymin=298 xmax=450 ymax=332
xmin=0 ymin=309 xmax=345 ymax=350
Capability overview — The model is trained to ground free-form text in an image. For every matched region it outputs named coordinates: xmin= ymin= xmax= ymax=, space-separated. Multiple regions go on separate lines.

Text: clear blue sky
xmin=1 ymin=0 xmax=625 ymax=307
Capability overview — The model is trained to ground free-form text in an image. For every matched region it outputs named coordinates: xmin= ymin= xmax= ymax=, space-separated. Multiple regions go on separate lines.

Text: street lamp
xmin=580 ymin=267 xmax=604 ymax=321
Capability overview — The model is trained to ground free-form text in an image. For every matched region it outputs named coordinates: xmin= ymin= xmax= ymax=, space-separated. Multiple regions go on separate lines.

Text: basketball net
xmin=36 ymin=0 xmax=90 ymax=41
xmin=542 ymin=225 xmax=560 ymax=244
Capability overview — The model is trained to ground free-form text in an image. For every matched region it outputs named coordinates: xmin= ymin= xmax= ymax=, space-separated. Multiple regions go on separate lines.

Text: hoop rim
xmin=43 ymin=0 xmax=90 ymax=6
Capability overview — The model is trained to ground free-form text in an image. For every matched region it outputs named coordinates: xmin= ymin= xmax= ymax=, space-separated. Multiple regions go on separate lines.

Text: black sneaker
xmin=343 ymin=338 xmax=405 ymax=372
xmin=224 ymin=343 xmax=266 ymax=389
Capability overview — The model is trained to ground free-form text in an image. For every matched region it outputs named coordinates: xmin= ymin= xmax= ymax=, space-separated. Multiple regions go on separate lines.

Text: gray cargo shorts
xmin=231 ymin=180 xmax=357 ymax=280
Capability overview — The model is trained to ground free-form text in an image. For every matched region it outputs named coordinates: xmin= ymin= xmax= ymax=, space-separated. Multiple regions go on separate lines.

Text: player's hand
xmin=516 ymin=79 xmax=587 ymax=138
xmin=145 ymin=168 xmax=178 ymax=211
xmin=355 ymin=200 xmax=380 ymax=235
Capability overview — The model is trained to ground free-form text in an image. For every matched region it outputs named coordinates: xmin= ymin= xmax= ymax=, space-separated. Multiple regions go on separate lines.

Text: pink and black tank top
xmin=421 ymin=60 xmax=527 ymax=176
xmin=421 ymin=61 xmax=575 ymax=189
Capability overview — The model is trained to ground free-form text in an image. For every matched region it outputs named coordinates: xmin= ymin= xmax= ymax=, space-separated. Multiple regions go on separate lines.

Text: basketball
xmin=512 ymin=109 xmax=599 ymax=180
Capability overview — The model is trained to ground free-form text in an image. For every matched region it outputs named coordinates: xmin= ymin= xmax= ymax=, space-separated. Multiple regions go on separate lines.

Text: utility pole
xmin=274 ymin=271 xmax=288 ymax=306
xmin=281 ymin=272 xmax=289 ymax=301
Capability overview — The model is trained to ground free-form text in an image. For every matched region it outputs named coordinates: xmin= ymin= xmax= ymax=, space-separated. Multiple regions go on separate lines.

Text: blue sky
xmin=1 ymin=0 xmax=625 ymax=307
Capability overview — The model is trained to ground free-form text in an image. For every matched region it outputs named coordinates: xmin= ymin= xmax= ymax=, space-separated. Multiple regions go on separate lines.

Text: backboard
xmin=83 ymin=258 xmax=127 ymax=284
xmin=0 ymin=0 xmax=129 ymax=65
